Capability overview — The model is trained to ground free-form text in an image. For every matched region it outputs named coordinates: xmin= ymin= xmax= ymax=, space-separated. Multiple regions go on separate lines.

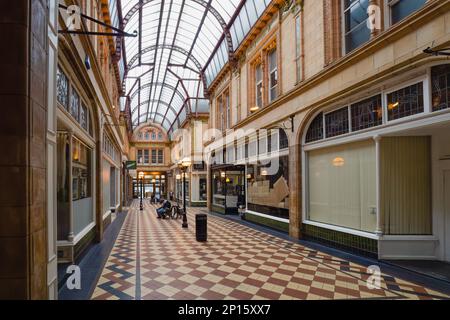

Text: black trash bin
xmin=196 ymin=214 xmax=207 ymax=242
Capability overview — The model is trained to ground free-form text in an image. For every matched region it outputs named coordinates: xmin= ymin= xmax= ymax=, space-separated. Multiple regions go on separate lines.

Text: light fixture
xmin=176 ymin=174 xmax=181 ymax=180
xmin=388 ymin=102 xmax=399 ymax=110
xmin=261 ymin=169 xmax=268 ymax=176
xmin=181 ymin=157 xmax=192 ymax=168
xmin=247 ymin=174 xmax=252 ymax=179
xmin=333 ymin=157 xmax=345 ymax=167
xmin=221 ymin=171 xmax=226 ymax=178
xmin=226 ymin=178 xmax=231 ymax=183
xmin=152 ymin=179 xmax=156 ymax=183
xmin=250 ymin=106 xmax=260 ymax=113
xmin=138 ymin=172 xmax=145 ymax=179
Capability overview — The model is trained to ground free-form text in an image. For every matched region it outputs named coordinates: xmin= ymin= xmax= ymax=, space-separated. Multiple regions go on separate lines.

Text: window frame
xmin=268 ymin=49 xmax=278 ymax=103
xmin=342 ymin=0 xmax=371 ymax=54
xmin=255 ymin=64 xmax=263 ymax=109
xmin=295 ymin=13 xmax=304 ymax=84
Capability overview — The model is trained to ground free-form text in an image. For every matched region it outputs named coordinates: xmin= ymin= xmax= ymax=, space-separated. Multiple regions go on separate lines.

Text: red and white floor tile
xmin=91 ymin=201 xmax=450 ymax=300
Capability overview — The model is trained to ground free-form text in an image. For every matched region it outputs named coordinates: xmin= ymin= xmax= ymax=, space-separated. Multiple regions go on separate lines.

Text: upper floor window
xmin=343 ymin=0 xmax=370 ymax=53
xmin=255 ymin=64 xmax=263 ymax=108
xmin=295 ymin=14 xmax=303 ymax=83
xmin=268 ymin=50 xmax=278 ymax=102
xmin=152 ymin=132 xmax=156 ymax=140
xmin=388 ymin=0 xmax=427 ymax=25
xmin=216 ymin=90 xmax=230 ymax=131
xmin=145 ymin=132 xmax=150 ymax=140
xmin=158 ymin=132 xmax=163 ymax=140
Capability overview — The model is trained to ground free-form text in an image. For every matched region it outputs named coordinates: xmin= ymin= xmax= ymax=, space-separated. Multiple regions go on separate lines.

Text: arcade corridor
xmin=86 ymin=201 xmax=450 ymax=300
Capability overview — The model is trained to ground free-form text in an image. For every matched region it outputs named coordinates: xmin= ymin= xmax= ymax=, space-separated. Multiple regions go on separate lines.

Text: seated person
xmin=156 ymin=200 xmax=171 ymax=219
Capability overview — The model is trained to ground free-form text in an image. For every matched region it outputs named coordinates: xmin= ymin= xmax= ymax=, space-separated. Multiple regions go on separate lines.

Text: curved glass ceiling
xmin=121 ymin=0 xmax=271 ymax=131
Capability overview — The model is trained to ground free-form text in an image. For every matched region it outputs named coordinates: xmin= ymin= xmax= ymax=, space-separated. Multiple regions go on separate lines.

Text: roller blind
xmin=308 ymin=140 xmax=377 ymax=232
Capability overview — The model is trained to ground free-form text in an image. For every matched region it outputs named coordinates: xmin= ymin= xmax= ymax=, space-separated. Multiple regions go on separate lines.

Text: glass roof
xmin=121 ymin=0 xmax=271 ymax=131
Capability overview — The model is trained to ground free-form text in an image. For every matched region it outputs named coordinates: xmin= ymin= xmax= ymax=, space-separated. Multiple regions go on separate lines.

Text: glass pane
xmin=431 ymin=64 xmax=450 ymax=112
xmin=387 ymin=82 xmax=424 ymax=121
xmin=306 ymin=113 xmax=324 ymax=143
xmin=351 ymin=95 xmax=383 ymax=131
xmin=391 ymin=0 xmax=426 ymax=25
xmin=70 ymin=88 xmax=80 ymax=121
xmin=325 ymin=108 xmax=349 ymax=138
xmin=57 ymin=67 xmax=69 ymax=108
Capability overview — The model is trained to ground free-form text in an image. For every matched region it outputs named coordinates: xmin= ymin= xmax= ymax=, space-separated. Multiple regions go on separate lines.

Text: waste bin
xmin=196 ymin=214 xmax=207 ymax=242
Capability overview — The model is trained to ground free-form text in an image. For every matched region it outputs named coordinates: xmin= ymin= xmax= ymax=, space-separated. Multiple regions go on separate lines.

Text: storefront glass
xmin=247 ymin=155 xmax=290 ymax=219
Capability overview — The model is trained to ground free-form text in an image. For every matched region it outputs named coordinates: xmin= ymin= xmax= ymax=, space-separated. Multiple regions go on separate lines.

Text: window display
xmin=247 ymin=155 xmax=290 ymax=219
xmin=72 ymin=138 xmax=92 ymax=201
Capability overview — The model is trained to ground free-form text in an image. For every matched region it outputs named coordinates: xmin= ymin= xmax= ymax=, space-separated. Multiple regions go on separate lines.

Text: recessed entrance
xmin=444 ymin=169 xmax=450 ymax=262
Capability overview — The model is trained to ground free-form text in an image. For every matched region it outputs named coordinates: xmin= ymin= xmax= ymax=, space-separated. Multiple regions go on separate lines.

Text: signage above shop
xmin=125 ymin=161 xmax=137 ymax=170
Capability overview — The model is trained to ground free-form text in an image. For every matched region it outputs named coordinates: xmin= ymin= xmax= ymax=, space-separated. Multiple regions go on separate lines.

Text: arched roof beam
xmin=122 ymin=0 xmax=234 ymax=64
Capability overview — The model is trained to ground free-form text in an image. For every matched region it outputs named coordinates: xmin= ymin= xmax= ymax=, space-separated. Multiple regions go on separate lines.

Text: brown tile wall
xmin=0 ymin=0 xmax=48 ymax=299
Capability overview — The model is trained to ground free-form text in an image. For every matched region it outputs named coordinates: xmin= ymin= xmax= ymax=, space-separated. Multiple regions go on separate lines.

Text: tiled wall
xmin=0 ymin=0 xmax=49 ymax=299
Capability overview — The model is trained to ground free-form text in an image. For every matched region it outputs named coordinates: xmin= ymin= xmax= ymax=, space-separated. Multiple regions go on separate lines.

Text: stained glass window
xmin=351 ymin=95 xmax=383 ymax=131
xmin=70 ymin=88 xmax=80 ymax=121
xmin=80 ymin=103 xmax=88 ymax=131
xmin=325 ymin=108 xmax=349 ymax=138
xmin=387 ymin=82 xmax=424 ymax=121
xmin=306 ymin=113 xmax=324 ymax=143
xmin=431 ymin=64 xmax=450 ymax=112
xmin=57 ymin=67 xmax=69 ymax=108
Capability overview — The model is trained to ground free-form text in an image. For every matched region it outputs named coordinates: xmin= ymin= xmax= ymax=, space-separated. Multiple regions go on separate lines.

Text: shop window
xmin=248 ymin=136 xmax=258 ymax=158
xmin=70 ymin=87 xmax=80 ymax=122
xmin=325 ymin=107 xmax=349 ymax=138
xmin=431 ymin=64 xmax=450 ymax=112
xmin=57 ymin=67 xmax=69 ymax=109
xmin=72 ymin=138 xmax=92 ymax=201
xmin=387 ymin=82 xmax=424 ymax=121
xmin=258 ymin=132 xmax=268 ymax=155
xmin=343 ymin=0 xmax=371 ymax=53
xmin=351 ymin=95 xmax=383 ymax=131
xmin=388 ymin=0 xmax=426 ymax=25
xmin=199 ymin=178 xmax=207 ymax=201
xmin=268 ymin=49 xmax=278 ymax=102
xmin=307 ymin=140 xmax=376 ymax=233
xmin=305 ymin=113 xmax=324 ymax=143
xmin=279 ymin=129 xmax=289 ymax=150
xmin=247 ymin=155 xmax=290 ymax=219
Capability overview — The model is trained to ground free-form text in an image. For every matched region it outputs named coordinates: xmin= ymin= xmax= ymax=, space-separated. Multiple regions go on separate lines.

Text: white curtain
xmin=381 ymin=137 xmax=432 ymax=235
xmin=308 ymin=140 xmax=377 ymax=232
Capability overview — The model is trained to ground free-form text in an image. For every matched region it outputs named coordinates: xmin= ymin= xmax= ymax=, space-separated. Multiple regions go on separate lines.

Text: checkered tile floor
xmin=91 ymin=200 xmax=450 ymax=300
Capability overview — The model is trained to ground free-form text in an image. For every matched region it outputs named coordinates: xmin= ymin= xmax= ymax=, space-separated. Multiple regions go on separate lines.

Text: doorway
xmin=444 ymin=169 xmax=450 ymax=262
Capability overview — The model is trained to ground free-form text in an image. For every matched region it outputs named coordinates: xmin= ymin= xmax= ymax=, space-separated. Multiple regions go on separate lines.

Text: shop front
xmin=211 ymin=165 xmax=246 ymax=215
xmin=301 ymin=62 xmax=450 ymax=260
